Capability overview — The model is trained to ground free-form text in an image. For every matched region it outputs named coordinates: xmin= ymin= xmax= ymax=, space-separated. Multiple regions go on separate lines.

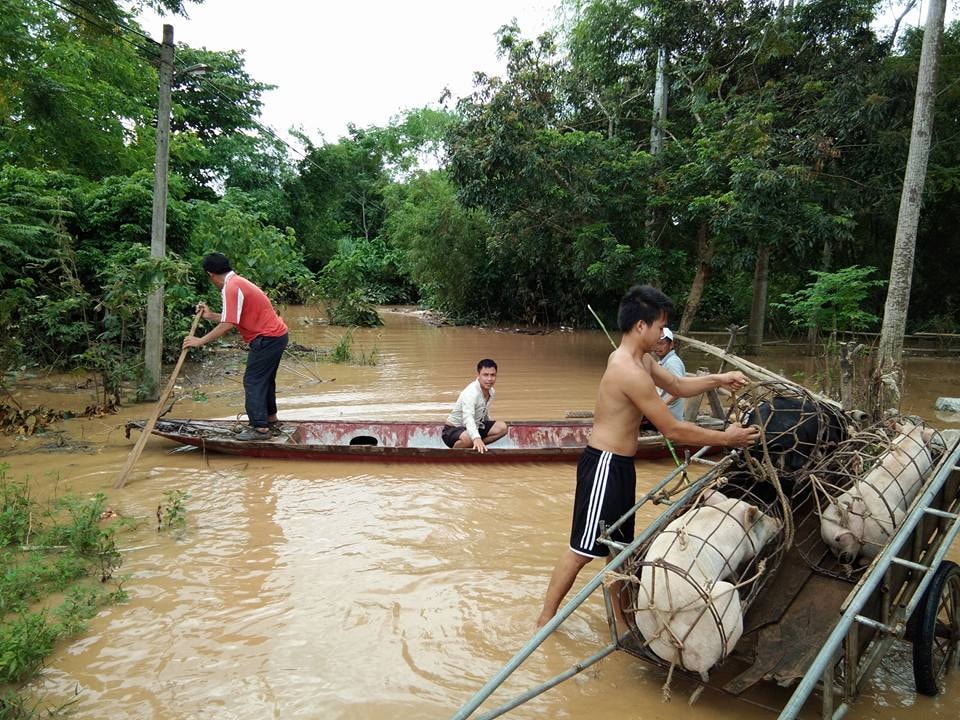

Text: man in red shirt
xmin=182 ymin=253 xmax=289 ymax=441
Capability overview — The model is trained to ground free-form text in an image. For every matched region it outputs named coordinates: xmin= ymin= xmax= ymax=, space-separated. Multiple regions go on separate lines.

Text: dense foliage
xmin=0 ymin=0 xmax=312 ymax=397
xmin=1 ymin=0 xmax=959 ymax=386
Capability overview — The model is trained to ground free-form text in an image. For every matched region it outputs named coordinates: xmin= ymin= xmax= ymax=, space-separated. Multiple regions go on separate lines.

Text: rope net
xmin=614 ymin=382 xmax=945 ymax=687
xmin=616 ymin=383 xmax=851 ymax=679
xmin=795 ymin=419 xmax=945 ymax=577
xmin=618 ymin=477 xmax=786 ymax=679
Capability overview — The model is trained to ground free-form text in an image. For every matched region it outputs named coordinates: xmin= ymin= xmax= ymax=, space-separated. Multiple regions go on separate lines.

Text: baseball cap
xmin=660 ymin=327 xmax=674 ymax=342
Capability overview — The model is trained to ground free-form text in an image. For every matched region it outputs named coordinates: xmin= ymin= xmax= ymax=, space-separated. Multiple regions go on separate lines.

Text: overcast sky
xmin=137 ymin=1 xmax=950 ymax=152
xmin=139 ymin=0 xmax=559 ymax=146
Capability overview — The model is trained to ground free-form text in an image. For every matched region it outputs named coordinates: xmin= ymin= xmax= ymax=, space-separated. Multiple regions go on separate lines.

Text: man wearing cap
xmin=653 ymin=327 xmax=686 ymax=421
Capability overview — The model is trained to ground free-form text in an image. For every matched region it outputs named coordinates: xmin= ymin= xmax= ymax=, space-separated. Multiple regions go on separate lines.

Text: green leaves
xmin=773 ymin=265 xmax=886 ymax=332
xmin=0 ymin=469 xmax=127 ymax=687
xmin=188 ymin=190 xmax=313 ymax=302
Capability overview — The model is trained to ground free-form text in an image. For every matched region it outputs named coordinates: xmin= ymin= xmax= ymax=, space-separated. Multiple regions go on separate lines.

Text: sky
xmin=138 ymin=0 xmax=559 ymax=145
xmin=136 ymin=1 xmax=954 ymax=152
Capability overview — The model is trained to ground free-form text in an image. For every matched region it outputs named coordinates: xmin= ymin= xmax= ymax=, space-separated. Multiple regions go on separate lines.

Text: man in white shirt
xmin=653 ymin=327 xmax=686 ymax=421
xmin=442 ymin=359 xmax=508 ymax=453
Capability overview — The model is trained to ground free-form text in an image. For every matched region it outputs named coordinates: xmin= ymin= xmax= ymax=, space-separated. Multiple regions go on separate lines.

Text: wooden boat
xmin=124 ymin=417 xmax=727 ymax=463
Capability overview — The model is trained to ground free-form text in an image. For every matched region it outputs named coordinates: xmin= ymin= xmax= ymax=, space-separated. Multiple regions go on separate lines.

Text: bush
xmin=326 ymin=290 xmax=383 ymax=328
xmin=318 ymin=236 xmax=413 ymax=305
xmin=0 ymin=468 xmax=128 ymax=699
xmin=188 ymin=189 xmax=316 ymax=304
xmin=772 ymin=265 xmax=885 ymax=333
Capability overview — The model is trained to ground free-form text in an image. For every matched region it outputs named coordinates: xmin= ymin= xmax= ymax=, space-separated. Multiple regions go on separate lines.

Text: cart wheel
xmin=912 ymin=560 xmax=960 ymax=696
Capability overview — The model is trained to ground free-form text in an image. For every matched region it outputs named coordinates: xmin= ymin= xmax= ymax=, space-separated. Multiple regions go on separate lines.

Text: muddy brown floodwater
xmin=3 ymin=307 xmax=959 ymax=720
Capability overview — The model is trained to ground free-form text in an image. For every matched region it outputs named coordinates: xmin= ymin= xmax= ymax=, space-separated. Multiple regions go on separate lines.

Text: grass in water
xmin=0 ymin=466 xmax=131 ymax=718
xmin=329 ymin=331 xmax=379 ymax=366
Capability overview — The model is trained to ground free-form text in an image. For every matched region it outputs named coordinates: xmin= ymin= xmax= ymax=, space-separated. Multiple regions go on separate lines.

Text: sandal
xmin=235 ymin=427 xmax=271 ymax=441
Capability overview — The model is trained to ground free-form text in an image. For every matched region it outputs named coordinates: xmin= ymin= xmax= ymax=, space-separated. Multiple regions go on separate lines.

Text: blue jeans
xmin=244 ymin=333 xmax=288 ymax=429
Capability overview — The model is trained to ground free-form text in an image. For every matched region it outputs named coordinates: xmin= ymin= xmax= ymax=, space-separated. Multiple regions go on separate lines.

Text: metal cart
xmin=452 ymin=430 xmax=960 ymax=720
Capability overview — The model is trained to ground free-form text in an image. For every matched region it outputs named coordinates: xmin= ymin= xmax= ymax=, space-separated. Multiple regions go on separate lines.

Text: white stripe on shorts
xmin=579 ymin=450 xmax=612 ymax=551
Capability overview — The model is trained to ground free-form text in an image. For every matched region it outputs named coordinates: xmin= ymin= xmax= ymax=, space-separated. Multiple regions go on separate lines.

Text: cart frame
xmin=451 ymin=435 xmax=960 ymax=720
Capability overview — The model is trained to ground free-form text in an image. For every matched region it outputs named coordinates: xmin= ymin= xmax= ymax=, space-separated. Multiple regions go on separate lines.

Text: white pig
xmin=634 ymin=491 xmax=782 ymax=679
xmin=820 ymin=423 xmax=935 ymax=563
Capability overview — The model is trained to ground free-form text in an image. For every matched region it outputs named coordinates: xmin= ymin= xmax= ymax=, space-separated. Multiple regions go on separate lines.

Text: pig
xmin=633 ymin=491 xmax=782 ymax=679
xmin=740 ymin=395 xmax=847 ymax=473
xmin=820 ymin=423 xmax=935 ymax=563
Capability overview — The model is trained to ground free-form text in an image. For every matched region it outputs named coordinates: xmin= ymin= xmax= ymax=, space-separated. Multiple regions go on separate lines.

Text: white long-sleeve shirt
xmin=445 ymin=379 xmax=494 ymax=440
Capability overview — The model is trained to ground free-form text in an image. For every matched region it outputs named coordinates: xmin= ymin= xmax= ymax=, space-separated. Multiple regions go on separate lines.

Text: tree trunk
xmin=839 ymin=342 xmax=864 ymax=411
xmin=806 ymin=237 xmax=832 ymax=348
xmin=747 ymin=244 xmax=770 ymax=355
xmin=678 ymin=222 xmax=713 ymax=335
xmin=872 ymin=0 xmax=945 ymax=418
xmin=650 ymin=47 xmax=668 ymax=156
xmin=647 ymin=46 xmax=669 ymax=247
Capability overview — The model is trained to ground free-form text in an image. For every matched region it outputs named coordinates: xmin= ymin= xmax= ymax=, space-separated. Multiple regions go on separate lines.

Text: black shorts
xmin=442 ymin=419 xmax=495 ymax=448
xmin=569 ymin=446 xmax=636 ymax=558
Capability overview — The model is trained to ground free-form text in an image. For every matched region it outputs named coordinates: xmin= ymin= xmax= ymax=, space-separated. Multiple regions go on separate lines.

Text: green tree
xmin=381 ymin=171 xmax=492 ymax=318
xmin=188 ymin=189 xmax=314 ymax=303
xmin=447 ymin=23 xmax=656 ymax=323
xmin=0 ymin=0 xmax=157 ymax=177
xmin=285 ymin=133 xmax=391 ymax=270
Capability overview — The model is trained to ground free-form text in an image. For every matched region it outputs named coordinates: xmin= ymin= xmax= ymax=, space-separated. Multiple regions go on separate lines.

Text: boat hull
xmin=125 ymin=418 xmax=724 ymax=463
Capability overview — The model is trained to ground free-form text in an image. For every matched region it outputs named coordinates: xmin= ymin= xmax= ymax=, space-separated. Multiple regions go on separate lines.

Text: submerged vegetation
xmin=157 ymin=489 xmax=190 ymax=532
xmin=329 ymin=331 xmax=379 ymax=366
xmin=0 ymin=467 xmax=129 ymax=717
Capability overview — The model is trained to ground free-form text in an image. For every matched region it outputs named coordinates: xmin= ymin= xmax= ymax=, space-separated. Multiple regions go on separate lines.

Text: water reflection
xmin=4 ymin=308 xmax=958 ymax=719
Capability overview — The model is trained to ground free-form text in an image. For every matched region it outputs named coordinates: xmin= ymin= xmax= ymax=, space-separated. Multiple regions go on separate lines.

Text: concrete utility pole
xmin=143 ymin=24 xmax=174 ymax=401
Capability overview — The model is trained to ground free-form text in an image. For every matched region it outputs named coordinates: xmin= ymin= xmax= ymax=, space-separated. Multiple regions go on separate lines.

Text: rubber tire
xmin=912 ymin=560 xmax=960 ymax=696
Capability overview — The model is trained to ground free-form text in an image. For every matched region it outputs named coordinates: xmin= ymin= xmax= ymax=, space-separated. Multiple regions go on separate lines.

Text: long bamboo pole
xmin=114 ymin=309 xmax=203 ymax=488
xmin=675 ymin=333 xmax=842 ymax=408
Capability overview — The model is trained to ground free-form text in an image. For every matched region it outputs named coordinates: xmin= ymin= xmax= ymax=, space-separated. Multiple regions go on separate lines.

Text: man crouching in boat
xmin=535 ymin=285 xmax=760 ymax=629
xmin=442 ymin=359 xmax=508 ymax=453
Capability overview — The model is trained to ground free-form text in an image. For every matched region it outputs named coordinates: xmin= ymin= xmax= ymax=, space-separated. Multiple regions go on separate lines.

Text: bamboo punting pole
xmin=114 ymin=309 xmax=204 ymax=489
xmin=674 ymin=332 xmax=842 ymax=409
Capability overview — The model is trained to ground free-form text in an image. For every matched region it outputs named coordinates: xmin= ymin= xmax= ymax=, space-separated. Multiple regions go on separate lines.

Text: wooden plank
xmin=725 ymin=573 xmax=851 ymax=694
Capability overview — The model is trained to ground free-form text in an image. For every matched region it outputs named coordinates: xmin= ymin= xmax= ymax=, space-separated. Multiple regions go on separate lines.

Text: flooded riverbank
xmin=2 ymin=307 xmax=958 ymax=719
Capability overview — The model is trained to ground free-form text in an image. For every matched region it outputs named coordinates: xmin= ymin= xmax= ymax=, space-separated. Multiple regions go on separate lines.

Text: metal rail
xmin=452 ymin=434 xmax=959 ymax=720
xmin=450 ymin=445 xmax=728 ymax=720
xmin=777 ymin=437 xmax=960 ymax=720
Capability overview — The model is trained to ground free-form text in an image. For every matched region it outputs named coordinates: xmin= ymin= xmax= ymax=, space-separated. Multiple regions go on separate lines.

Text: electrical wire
xmin=69 ymin=0 xmax=159 ymax=45
xmin=40 ymin=0 xmax=160 ymax=58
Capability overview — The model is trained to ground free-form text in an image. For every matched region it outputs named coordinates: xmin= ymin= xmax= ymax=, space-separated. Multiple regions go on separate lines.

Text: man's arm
xmin=183 ymin=321 xmax=234 ymax=349
xmin=625 ymin=365 xmax=758 ymax=448
xmin=646 ymin=356 xmax=749 ymax=400
xmin=459 ymin=385 xmax=483 ymax=440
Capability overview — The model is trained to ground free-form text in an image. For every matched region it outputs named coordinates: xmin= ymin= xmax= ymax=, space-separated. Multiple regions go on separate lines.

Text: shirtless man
xmin=535 ymin=285 xmax=760 ymax=628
